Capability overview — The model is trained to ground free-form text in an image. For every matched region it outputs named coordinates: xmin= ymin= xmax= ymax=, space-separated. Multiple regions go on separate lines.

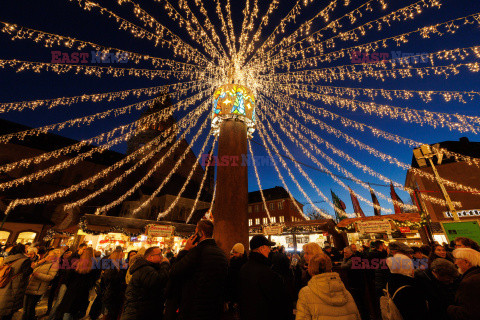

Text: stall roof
xmin=337 ymin=213 xmax=421 ymax=228
xmin=83 ymin=214 xmax=196 ymax=235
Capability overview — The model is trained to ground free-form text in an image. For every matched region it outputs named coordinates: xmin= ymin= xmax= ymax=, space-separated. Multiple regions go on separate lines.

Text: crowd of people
xmin=0 ymin=222 xmax=480 ymax=320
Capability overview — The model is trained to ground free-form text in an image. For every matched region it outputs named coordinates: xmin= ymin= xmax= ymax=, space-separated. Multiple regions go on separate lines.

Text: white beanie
xmin=387 ymin=253 xmax=414 ymax=277
xmin=231 ymin=243 xmax=245 ymax=255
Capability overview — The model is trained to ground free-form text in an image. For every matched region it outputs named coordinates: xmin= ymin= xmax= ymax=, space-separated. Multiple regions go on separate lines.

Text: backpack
xmin=380 ymin=283 xmax=410 ymax=320
xmin=0 ymin=262 xmax=14 ymax=288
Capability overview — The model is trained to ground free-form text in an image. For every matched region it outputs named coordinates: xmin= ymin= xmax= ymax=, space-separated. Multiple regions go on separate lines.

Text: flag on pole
xmin=369 ymin=184 xmax=381 ymax=216
xmin=349 ymin=187 xmax=365 ymax=218
xmin=390 ymin=182 xmax=405 ymax=214
xmin=331 ymin=190 xmax=347 ymax=220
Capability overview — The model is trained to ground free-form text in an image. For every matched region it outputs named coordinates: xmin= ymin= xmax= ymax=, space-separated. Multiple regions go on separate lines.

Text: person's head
xmin=37 ymin=246 xmax=46 ymax=257
xmin=386 ymin=253 xmax=414 ymax=277
xmin=144 ymin=246 xmax=163 ymax=264
xmin=76 ymin=247 xmax=94 ymax=274
xmin=62 ymin=250 xmax=73 ymax=259
xmin=453 ymin=248 xmax=480 ymax=274
xmin=412 ymin=247 xmax=424 ymax=259
xmin=432 ymin=244 xmax=447 ymax=259
xmin=109 ymin=250 xmax=125 ymax=269
xmin=196 ymin=219 xmax=214 ymax=241
xmin=343 ymin=247 xmax=353 ymax=259
xmin=388 ymin=241 xmax=414 ymax=257
xmin=230 ymin=243 xmax=245 ymax=259
xmin=420 ymin=244 xmax=431 ymax=256
xmin=165 ymin=252 xmax=174 ymax=261
xmin=308 ymin=253 xmax=333 ymax=276
xmin=303 ymin=242 xmax=322 ymax=264
xmin=77 ymin=243 xmax=87 ymax=255
xmin=431 ymin=258 xmax=459 ymax=283
xmin=250 ymin=235 xmax=275 ymax=258
xmin=26 ymin=247 xmax=38 ymax=259
xmin=374 ymin=240 xmax=386 ymax=252
xmin=127 ymin=250 xmax=137 ymax=261
xmin=8 ymin=243 xmax=26 ymax=256
xmin=323 ymin=243 xmax=332 ymax=252
xmin=350 ymin=244 xmax=357 ymax=252
xmin=455 ymin=237 xmax=480 ymax=252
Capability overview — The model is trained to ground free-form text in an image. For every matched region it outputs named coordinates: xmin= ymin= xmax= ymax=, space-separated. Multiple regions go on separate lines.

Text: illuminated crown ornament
xmin=212 ymin=84 xmax=256 ymax=138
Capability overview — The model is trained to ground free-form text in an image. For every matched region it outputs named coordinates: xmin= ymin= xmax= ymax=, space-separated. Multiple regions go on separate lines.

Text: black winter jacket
xmin=121 ymin=257 xmax=169 ymax=320
xmin=226 ymin=254 xmax=247 ymax=304
xmin=239 ymin=252 xmax=293 ymax=320
xmin=169 ymin=238 xmax=228 ymax=320
xmin=447 ymin=266 xmax=480 ymax=320
xmin=101 ymin=267 xmax=127 ymax=315
xmin=387 ymin=273 xmax=428 ymax=320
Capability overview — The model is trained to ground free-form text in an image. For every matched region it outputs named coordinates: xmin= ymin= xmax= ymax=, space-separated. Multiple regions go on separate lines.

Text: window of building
xmin=260 ymin=204 xmax=264 ymax=212
xmin=271 ymin=217 xmax=276 ymax=223
xmin=16 ymin=231 xmax=37 ymax=244
xmin=0 ymin=231 xmax=11 ymax=245
xmin=255 ymin=218 xmax=260 ymax=225
xmin=279 ymin=216 xmax=284 ymax=223
xmin=248 ymin=219 xmax=252 ymax=226
xmin=248 ymin=206 xmax=252 ymax=213
xmin=254 ymin=205 xmax=259 ymax=212
xmin=278 ymin=201 xmax=284 ymax=210
xmin=263 ymin=217 xmax=268 ymax=225
xmin=269 ymin=203 xmax=275 ymax=211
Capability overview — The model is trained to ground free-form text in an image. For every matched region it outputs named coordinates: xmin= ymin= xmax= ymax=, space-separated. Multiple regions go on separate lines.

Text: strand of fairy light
xmin=63 ymin=105 xmax=208 ymax=211
xmin=0 ymin=93 xmax=209 ymax=191
xmin=156 ymin=135 xmax=218 ymax=220
xmin=215 ymin=0 xmax=234 ymax=56
xmin=261 ymin=96 xmax=421 ymax=212
xmin=0 ymin=22 xmax=200 ymax=71
xmin=264 ymin=94 xmax=461 ymax=209
xmin=259 ymin=99 xmax=395 ymax=213
xmin=264 ymin=91 xmax=472 ymax=202
xmin=265 ymin=10 xmax=480 ymax=69
xmin=262 ymin=0 xmax=441 ymax=66
xmin=0 ymin=85 xmax=213 ymax=144
xmin=257 ymin=105 xmax=354 ymax=219
xmin=225 ymin=0 xmax=236 ymax=55
xmin=0 ymin=79 xmax=208 ymax=113
xmin=254 ymin=121 xmax=313 ymax=220
xmin=185 ymin=143 xmax=218 ymax=223
xmin=4 ymin=104 xmax=209 ymax=217
xmin=248 ymin=139 xmax=273 ymax=224
xmin=0 ymin=88 xmax=211 ymax=175
xmin=238 ymin=0 xmax=260 ymax=56
xmin=256 ymin=114 xmax=336 ymax=219
xmin=95 ymin=103 xmax=211 ymax=215
xmin=69 ymin=0 xmax=209 ymax=65
xmin=186 ymin=0 xmax=229 ymax=58
xmin=129 ymin=114 xmax=212 ymax=216
xmin=260 ymin=78 xmax=480 ymax=134
xmin=248 ymin=0 xmax=377 ymax=67
xmin=117 ymin=0 xmax=222 ymax=61
xmin=244 ymin=0 xmax=321 ymax=64
xmin=0 ymin=59 xmax=204 ymax=81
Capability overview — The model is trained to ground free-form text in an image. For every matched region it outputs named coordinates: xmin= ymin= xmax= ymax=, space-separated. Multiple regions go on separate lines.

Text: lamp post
xmin=211 ymin=83 xmax=256 ymax=254
xmin=417 ymin=144 xmax=460 ymax=221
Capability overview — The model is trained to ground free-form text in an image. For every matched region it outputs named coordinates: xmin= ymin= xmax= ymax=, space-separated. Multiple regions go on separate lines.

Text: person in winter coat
xmin=296 ymin=253 xmax=361 ymax=320
xmin=385 ymin=247 xmax=428 ymax=320
xmin=428 ymin=244 xmax=454 ymax=266
xmin=54 ymin=247 xmax=100 ymax=320
xmin=454 ymin=237 xmax=480 ymax=251
xmin=121 ymin=246 xmax=169 ymax=320
xmin=226 ymin=243 xmax=247 ymax=312
xmin=169 ymin=220 xmax=228 ymax=320
xmin=414 ymin=258 xmax=459 ymax=320
xmin=239 ymin=235 xmax=293 ymax=320
xmin=100 ymin=250 xmax=127 ymax=320
xmin=125 ymin=247 xmax=145 ymax=285
xmin=447 ymin=248 xmax=480 ymax=320
xmin=22 ymin=249 xmax=60 ymax=320
xmin=0 ymin=244 xmax=32 ymax=320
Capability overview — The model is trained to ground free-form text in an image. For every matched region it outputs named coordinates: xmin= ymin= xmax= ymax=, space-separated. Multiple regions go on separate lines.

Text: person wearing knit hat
xmin=226 ymin=243 xmax=247 ymax=315
xmin=230 ymin=243 xmax=245 ymax=257
xmin=447 ymin=248 xmax=480 ymax=320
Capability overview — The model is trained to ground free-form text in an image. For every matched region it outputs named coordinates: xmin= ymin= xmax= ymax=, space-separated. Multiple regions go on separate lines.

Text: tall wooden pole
xmin=213 ymin=119 xmax=249 ymax=255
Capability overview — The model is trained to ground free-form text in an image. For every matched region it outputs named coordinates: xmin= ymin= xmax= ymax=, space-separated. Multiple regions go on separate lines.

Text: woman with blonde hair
xmin=296 ymin=253 xmax=361 ymax=320
xmin=54 ymin=247 xmax=100 ymax=320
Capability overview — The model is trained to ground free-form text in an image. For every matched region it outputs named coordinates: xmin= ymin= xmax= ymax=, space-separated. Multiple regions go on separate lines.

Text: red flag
xmin=349 ymin=187 xmax=365 ymax=218
xmin=390 ymin=182 xmax=405 ymax=214
xmin=369 ymin=185 xmax=381 ymax=216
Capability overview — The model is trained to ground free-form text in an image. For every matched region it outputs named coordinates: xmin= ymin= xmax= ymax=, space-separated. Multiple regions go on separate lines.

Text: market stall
xmin=336 ymin=213 xmax=425 ymax=247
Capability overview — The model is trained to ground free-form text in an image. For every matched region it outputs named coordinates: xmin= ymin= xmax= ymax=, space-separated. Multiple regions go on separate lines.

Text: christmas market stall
xmin=249 ymin=219 xmax=347 ymax=252
xmin=71 ymin=214 xmax=195 ymax=253
xmin=336 ymin=213 xmax=425 ymax=246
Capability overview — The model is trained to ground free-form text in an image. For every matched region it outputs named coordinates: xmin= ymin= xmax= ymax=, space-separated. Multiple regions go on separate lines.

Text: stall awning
xmin=81 ymin=214 xmax=196 ymax=236
xmin=337 ymin=213 xmax=421 ymax=228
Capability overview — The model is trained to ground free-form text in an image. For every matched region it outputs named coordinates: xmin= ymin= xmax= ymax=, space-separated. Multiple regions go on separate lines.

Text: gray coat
xmin=25 ymin=260 xmax=58 ymax=296
xmin=0 ymin=253 xmax=32 ymax=316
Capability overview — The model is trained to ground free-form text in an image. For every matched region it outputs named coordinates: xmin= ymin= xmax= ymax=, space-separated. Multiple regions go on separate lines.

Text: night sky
xmin=1 ymin=0 xmax=479 ymax=218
